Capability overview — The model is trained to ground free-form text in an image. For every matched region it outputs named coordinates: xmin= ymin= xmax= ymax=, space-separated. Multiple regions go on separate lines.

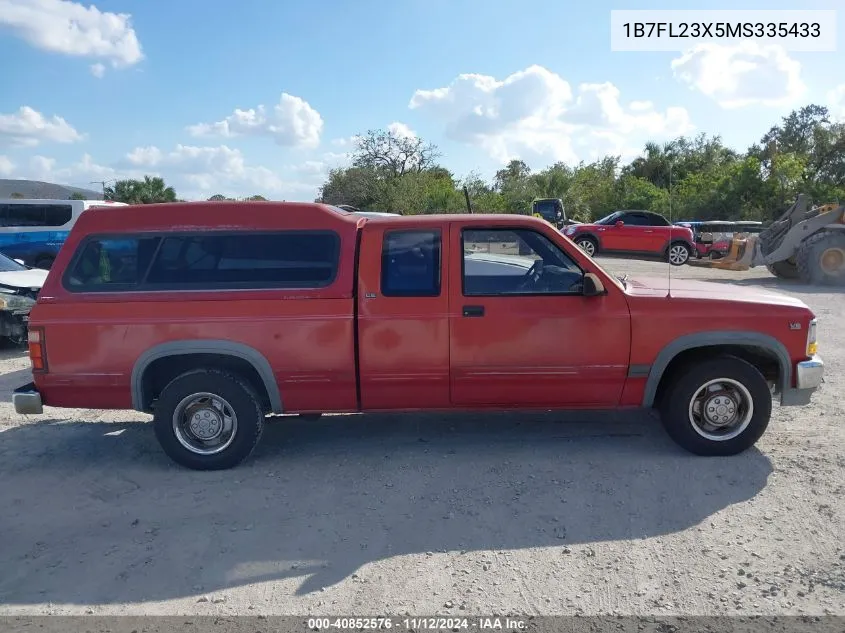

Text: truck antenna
xmin=667 ymin=162 xmax=673 ymax=298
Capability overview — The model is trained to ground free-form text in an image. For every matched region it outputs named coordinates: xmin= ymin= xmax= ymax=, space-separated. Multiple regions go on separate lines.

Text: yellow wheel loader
xmin=688 ymin=194 xmax=845 ymax=285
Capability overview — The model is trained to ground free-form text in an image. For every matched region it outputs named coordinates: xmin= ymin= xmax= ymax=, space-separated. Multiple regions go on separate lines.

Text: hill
xmin=0 ymin=179 xmax=103 ymax=200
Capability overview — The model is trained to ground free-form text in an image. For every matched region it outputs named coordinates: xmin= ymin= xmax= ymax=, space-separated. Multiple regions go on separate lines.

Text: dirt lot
xmin=0 ymin=257 xmax=843 ymax=617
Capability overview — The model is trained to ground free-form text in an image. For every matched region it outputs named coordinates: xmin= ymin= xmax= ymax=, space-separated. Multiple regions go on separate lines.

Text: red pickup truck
xmin=13 ymin=202 xmax=824 ymax=470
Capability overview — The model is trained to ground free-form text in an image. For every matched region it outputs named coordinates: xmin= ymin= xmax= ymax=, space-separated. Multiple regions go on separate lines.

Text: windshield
xmin=533 ymin=200 xmax=561 ymax=219
xmin=0 ymin=252 xmax=28 ymax=272
xmin=594 ymin=211 xmax=623 ymax=225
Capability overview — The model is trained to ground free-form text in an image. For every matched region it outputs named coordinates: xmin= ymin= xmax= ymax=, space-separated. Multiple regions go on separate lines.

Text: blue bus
xmin=0 ymin=199 xmax=127 ymax=269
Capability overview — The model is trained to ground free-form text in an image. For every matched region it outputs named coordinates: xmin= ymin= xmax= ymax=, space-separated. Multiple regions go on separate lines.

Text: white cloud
xmin=29 ymin=152 xmax=131 ymax=182
xmin=671 ymin=42 xmax=805 ymax=109
xmin=124 ymin=143 xmax=316 ymax=198
xmin=4 ymin=152 xmax=137 ymax=190
xmin=286 ymin=151 xmax=352 ymax=182
xmin=828 ymin=84 xmax=845 ymax=121
xmin=6 ymin=148 xmax=317 ymax=201
xmin=0 ymin=155 xmax=14 ymax=176
xmin=409 ymin=64 xmax=692 ymax=165
xmin=331 ymin=136 xmax=356 ymax=147
xmin=0 ymin=0 xmax=143 ymax=68
xmin=90 ymin=62 xmax=105 ymax=78
xmin=387 ymin=121 xmax=417 ymax=139
xmin=187 ymin=93 xmax=324 ymax=148
xmin=0 ymin=106 xmax=84 ymax=147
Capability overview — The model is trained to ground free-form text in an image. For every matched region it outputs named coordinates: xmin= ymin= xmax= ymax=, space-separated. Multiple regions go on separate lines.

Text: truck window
xmin=144 ymin=231 xmax=340 ymax=289
xmin=462 ymin=228 xmax=583 ymax=296
xmin=381 ymin=230 xmax=441 ymax=297
xmin=65 ymin=237 xmax=161 ymax=289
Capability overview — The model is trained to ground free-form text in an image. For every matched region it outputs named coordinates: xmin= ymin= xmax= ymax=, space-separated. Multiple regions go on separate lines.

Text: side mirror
xmin=615 ymin=220 xmax=625 ymax=228
xmin=582 ymin=272 xmax=606 ymax=297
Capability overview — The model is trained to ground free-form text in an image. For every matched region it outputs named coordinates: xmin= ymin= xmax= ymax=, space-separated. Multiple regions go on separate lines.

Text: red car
xmin=563 ymin=210 xmax=695 ymax=266
xmin=13 ymin=202 xmax=823 ymax=470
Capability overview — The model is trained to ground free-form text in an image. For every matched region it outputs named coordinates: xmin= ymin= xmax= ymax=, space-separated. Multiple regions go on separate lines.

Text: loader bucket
xmin=687 ymin=235 xmax=757 ymax=270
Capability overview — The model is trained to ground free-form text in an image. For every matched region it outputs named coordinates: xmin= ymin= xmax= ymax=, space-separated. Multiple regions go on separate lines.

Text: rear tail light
xmin=28 ymin=327 xmax=48 ymax=372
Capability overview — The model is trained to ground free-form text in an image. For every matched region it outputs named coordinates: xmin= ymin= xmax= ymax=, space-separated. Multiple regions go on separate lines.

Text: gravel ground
xmin=0 ymin=257 xmax=842 ymax=617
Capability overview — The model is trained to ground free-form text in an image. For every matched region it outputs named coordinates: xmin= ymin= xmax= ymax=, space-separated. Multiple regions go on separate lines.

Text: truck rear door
xmin=356 ymin=221 xmax=451 ymax=409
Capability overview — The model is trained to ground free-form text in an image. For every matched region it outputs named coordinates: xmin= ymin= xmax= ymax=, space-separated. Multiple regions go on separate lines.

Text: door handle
xmin=462 ymin=305 xmax=485 ymax=317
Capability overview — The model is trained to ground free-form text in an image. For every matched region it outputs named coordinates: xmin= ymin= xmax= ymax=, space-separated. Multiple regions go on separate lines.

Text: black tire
xmin=796 ymin=230 xmax=845 ymax=286
xmin=667 ymin=242 xmax=691 ymax=266
xmin=34 ymin=256 xmax=54 ymax=270
xmin=658 ymin=356 xmax=772 ymax=456
xmin=153 ymin=369 xmax=265 ymax=470
xmin=575 ymin=236 xmax=598 ymax=257
xmin=766 ymin=258 xmax=800 ymax=280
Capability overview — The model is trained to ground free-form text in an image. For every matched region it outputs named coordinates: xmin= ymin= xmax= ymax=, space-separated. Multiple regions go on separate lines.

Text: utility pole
xmin=90 ymin=179 xmax=115 ymax=200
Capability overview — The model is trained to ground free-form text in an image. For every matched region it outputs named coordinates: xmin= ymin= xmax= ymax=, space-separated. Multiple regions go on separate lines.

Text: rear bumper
xmin=13 ymin=382 xmax=43 ymax=415
xmin=781 ymin=355 xmax=824 ymax=406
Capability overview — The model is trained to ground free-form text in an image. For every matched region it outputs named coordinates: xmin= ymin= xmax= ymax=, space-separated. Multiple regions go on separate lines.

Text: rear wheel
xmin=153 ymin=369 xmax=265 ymax=470
xmin=766 ymin=258 xmax=800 ymax=280
xmin=658 ymin=356 xmax=771 ymax=456
xmin=667 ymin=242 xmax=691 ymax=266
xmin=575 ymin=237 xmax=597 ymax=257
xmin=796 ymin=230 xmax=845 ymax=285
xmin=34 ymin=256 xmax=54 ymax=270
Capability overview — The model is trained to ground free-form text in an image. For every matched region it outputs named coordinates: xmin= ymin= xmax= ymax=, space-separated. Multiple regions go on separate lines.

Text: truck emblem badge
xmin=789 ymin=322 xmax=801 ymax=330
xmin=365 ymin=292 xmax=377 ymax=298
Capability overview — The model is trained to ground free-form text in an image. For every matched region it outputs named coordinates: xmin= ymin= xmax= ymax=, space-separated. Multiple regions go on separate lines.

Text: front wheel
xmin=667 ymin=242 xmax=691 ymax=266
xmin=766 ymin=258 xmax=800 ymax=280
xmin=575 ymin=237 xmax=597 ymax=257
xmin=658 ymin=356 xmax=771 ymax=456
xmin=796 ymin=230 xmax=845 ymax=285
xmin=34 ymin=256 xmax=55 ymax=270
xmin=153 ymin=369 xmax=265 ymax=470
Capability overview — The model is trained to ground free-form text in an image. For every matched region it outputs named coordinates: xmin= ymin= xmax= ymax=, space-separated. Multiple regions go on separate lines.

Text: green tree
xmin=565 ymin=157 xmax=620 ymax=221
xmin=68 ymin=192 xmax=87 ymax=200
xmin=9 ymin=192 xmax=25 ymax=199
xmin=208 ymin=194 xmax=230 ymax=201
xmin=105 ymin=176 xmax=177 ymax=204
xmin=460 ymin=171 xmax=507 ymax=213
xmin=315 ymin=104 xmax=845 ymax=225
xmin=245 ymin=194 xmax=267 ymax=201
xmin=492 ymin=160 xmax=534 ymax=212
xmin=615 ymin=176 xmax=669 ymax=214
xmin=318 ymin=166 xmax=383 ymax=209
xmin=353 ymin=128 xmax=441 ymax=178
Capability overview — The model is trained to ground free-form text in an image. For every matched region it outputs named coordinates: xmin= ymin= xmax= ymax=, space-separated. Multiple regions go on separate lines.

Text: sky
xmin=1 ymin=0 xmax=844 ymax=201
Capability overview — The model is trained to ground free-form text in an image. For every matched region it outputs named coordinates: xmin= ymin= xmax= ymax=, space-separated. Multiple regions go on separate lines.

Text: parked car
xmin=13 ymin=202 xmax=823 ymax=470
xmin=563 ymin=210 xmax=695 ymax=266
xmin=0 ymin=198 xmax=127 ymax=270
xmin=0 ymin=251 xmax=46 ymax=344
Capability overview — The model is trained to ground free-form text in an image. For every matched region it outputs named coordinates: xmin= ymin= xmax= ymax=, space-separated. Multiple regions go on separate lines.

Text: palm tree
xmin=105 ymin=176 xmax=177 ymax=204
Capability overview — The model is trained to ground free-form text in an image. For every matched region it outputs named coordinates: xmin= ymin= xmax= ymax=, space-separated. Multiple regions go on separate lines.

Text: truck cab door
xmin=356 ymin=224 xmax=451 ymax=410
xmin=448 ymin=224 xmax=631 ymax=407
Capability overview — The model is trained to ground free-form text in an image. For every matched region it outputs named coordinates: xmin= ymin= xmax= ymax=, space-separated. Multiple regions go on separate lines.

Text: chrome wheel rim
xmin=669 ymin=245 xmax=689 ymax=265
xmin=688 ymin=378 xmax=753 ymax=441
xmin=172 ymin=392 xmax=238 ymax=455
xmin=577 ymin=240 xmax=595 ymax=256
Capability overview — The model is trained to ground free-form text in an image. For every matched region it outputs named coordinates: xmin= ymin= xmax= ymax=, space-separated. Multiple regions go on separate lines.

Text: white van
xmin=0 ymin=199 xmax=127 ymax=269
